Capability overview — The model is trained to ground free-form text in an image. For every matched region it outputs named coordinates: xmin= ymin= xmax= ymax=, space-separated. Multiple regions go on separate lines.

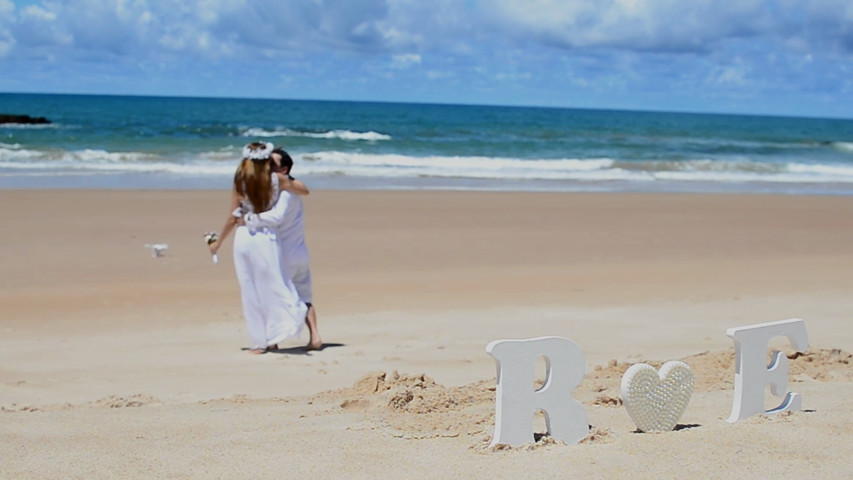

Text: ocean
xmin=1 ymin=93 xmax=851 ymax=194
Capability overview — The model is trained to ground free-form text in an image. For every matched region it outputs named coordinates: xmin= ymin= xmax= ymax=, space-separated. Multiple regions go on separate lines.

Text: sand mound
xmin=321 ymin=371 xmax=617 ymax=447
xmin=787 ymin=348 xmax=852 ymax=381
xmin=1 ymin=394 xmax=162 ymax=412
xmin=324 ymin=371 xmax=496 ymax=414
xmin=314 ymin=371 xmax=496 ymax=439
xmin=307 ymin=347 xmax=852 ymax=443
xmin=586 ymin=347 xmax=852 ymax=396
xmin=85 ymin=394 xmax=162 ymax=409
xmin=685 ymin=347 xmax=852 ymax=389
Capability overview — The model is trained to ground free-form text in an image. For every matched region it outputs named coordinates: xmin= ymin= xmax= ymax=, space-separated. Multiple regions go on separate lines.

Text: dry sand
xmin=1 ymin=190 xmax=852 ymax=479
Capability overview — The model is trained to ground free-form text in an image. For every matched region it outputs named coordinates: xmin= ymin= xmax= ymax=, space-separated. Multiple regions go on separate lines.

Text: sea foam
xmin=241 ymin=127 xmax=391 ymax=141
xmin=832 ymin=142 xmax=853 ymax=153
xmin=3 ymin=147 xmax=853 ymax=185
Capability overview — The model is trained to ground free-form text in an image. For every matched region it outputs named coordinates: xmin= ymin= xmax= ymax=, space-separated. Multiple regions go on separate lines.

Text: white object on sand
xmin=485 ymin=336 xmax=588 ymax=447
xmin=726 ymin=318 xmax=808 ymax=422
xmin=144 ymin=243 xmax=169 ymax=258
xmin=621 ymin=361 xmax=694 ymax=432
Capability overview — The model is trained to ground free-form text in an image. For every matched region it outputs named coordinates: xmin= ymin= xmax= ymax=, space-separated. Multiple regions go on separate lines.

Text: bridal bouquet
xmin=204 ymin=232 xmax=219 ymax=264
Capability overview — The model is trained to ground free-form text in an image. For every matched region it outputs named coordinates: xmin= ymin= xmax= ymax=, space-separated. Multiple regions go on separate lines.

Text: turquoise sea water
xmin=1 ymin=93 xmax=851 ymax=194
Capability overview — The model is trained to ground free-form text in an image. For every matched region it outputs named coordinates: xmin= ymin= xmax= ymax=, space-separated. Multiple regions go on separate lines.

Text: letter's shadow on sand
xmin=241 ymin=343 xmax=346 ymax=356
xmin=631 ymin=424 xmax=702 ymax=433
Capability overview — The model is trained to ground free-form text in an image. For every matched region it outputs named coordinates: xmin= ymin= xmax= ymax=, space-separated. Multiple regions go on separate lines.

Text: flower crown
xmin=242 ymin=142 xmax=274 ymax=161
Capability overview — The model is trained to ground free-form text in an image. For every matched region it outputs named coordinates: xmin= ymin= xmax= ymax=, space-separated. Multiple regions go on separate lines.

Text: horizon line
xmin=2 ymin=90 xmax=851 ymax=122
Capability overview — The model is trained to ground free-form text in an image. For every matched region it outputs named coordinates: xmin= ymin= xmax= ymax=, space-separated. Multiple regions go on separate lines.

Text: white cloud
xmin=494 ymin=72 xmax=532 ymax=81
xmin=1 ymin=0 xmax=851 ymax=117
xmin=480 ymin=0 xmax=852 ymax=54
xmin=0 ymin=0 xmax=471 ymax=59
xmin=711 ymin=66 xmax=748 ymax=86
xmin=14 ymin=4 xmax=72 ymax=47
xmin=3 ymin=0 xmax=845 ymax=61
xmin=0 ymin=0 xmax=13 ymax=18
xmin=21 ymin=4 xmax=55 ymax=21
xmin=427 ymin=70 xmax=454 ymax=80
xmin=390 ymin=53 xmax=421 ymax=68
xmin=0 ymin=0 xmax=15 ymax=55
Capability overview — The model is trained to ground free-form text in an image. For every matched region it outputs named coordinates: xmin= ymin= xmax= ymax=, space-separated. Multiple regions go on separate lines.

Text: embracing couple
xmin=209 ymin=142 xmax=322 ymax=354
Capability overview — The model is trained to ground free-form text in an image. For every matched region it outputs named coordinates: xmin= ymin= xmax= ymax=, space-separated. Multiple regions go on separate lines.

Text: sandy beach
xmin=1 ymin=189 xmax=852 ymax=479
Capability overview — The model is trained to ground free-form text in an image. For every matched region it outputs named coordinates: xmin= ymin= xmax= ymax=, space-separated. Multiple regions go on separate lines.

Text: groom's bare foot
xmin=304 ymin=304 xmax=321 ymax=351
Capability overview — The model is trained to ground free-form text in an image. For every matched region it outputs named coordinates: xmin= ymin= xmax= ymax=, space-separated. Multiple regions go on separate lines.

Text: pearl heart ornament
xmin=620 ymin=361 xmax=694 ymax=432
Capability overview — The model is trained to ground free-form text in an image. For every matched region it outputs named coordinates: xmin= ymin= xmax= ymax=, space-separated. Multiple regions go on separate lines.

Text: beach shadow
xmin=631 ymin=424 xmax=702 ymax=434
xmin=267 ymin=342 xmax=346 ymax=355
xmin=533 ymin=425 xmax=598 ymax=442
xmin=674 ymin=423 xmax=702 ymax=431
xmin=240 ymin=347 xmax=269 ymax=355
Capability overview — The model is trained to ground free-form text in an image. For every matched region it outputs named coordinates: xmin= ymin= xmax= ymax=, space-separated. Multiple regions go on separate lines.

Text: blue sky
xmin=1 ymin=0 xmax=851 ymax=118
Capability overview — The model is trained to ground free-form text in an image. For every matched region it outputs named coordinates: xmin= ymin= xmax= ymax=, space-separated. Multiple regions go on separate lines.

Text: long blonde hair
xmin=234 ymin=143 xmax=273 ymax=210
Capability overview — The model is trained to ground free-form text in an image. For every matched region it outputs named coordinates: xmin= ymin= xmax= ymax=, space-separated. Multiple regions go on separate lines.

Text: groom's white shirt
xmin=245 ymin=190 xmax=310 ymax=266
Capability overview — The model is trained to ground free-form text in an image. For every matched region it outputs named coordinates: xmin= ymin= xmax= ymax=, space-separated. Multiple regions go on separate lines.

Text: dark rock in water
xmin=0 ymin=114 xmax=51 ymax=124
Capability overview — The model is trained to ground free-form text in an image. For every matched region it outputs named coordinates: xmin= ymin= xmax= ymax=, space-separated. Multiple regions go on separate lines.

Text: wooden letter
xmin=486 ymin=336 xmax=588 ymax=447
xmin=726 ymin=318 xmax=808 ymax=423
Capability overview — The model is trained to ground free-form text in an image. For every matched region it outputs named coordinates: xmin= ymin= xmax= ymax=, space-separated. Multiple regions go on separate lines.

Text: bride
xmin=208 ymin=142 xmax=308 ymax=354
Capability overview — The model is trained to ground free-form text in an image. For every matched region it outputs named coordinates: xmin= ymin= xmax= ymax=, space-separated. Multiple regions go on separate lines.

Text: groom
xmin=245 ymin=148 xmax=322 ymax=350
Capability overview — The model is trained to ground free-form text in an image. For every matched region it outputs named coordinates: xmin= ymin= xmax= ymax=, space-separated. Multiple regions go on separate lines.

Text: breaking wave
xmin=241 ymin=127 xmax=391 ymax=141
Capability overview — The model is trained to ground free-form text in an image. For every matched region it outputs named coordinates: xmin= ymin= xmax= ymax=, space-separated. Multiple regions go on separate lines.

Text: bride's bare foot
xmin=307 ymin=338 xmax=322 ymax=351
xmin=249 ymin=348 xmax=266 ymax=355
xmin=267 ymin=344 xmax=278 ymax=351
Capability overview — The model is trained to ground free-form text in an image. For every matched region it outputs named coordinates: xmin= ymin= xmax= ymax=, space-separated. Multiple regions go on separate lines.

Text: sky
xmin=0 ymin=0 xmax=851 ymax=118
